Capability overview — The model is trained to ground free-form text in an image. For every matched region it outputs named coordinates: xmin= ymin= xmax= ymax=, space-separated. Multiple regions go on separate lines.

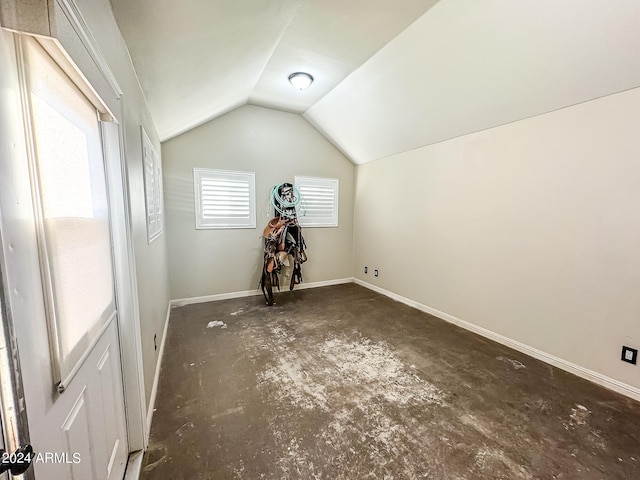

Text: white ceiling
xmin=109 ymin=0 xmax=440 ymax=142
xmin=111 ymin=0 xmax=640 ymax=165
xmin=306 ymin=0 xmax=640 ymax=164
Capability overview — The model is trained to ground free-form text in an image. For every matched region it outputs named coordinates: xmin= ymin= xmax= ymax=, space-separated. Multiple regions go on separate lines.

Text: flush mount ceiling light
xmin=288 ymin=72 xmax=314 ymax=90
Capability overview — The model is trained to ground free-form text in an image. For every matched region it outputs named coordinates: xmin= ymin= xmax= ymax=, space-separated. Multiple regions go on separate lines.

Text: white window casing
xmin=294 ymin=176 xmax=339 ymax=227
xmin=194 ymin=168 xmax=256 ymax=229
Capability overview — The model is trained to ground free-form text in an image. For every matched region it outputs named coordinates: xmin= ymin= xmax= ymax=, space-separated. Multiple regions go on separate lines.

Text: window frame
xmin=194 ymin=168 xmax=256 ymax=229
xmin=141 ymin=126 xmax=164 ymax=244
xmin=294 ymin=176 xmax=339 ymax=227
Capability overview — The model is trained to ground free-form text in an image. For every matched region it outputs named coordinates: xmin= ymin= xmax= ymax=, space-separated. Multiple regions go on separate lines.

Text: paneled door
xmin=0 ymin=32 xmax=128 ymax=479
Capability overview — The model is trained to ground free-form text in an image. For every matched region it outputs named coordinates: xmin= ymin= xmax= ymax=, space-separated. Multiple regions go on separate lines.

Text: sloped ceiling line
xmin=110 ymin=0 xmax=441 ymax=148
xmin=249 ymin=4 xmax=299 ymax=97
xmin=111 ymin=1 xmax=640 ymax=165
xmin=306 ymin=0 xmax=640 ymax=164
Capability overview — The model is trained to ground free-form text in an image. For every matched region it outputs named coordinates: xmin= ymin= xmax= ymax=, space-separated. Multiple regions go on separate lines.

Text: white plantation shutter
xmin=142 ymin=127 xmax=163 ymax=243
xmin=295 ymin=176 xmax=339 ymax=227
xmin=194 ymin=168 xmax=256 ymax=229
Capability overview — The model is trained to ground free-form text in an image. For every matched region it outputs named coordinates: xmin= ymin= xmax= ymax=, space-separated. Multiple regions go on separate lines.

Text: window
xmin=294 ymin=176 xmax=339 ymax=227
xmin=142 ymin=127 xmax=163 ymax=243
xmin=194 ymin=168 xmax=256 ymax=229
xmin=21 ymin=36 xmax=116 ymax=385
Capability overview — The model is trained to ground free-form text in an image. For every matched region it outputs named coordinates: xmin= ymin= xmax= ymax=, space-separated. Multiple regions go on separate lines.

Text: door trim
xmin=101 ymin=114 xmax=148 ymax=452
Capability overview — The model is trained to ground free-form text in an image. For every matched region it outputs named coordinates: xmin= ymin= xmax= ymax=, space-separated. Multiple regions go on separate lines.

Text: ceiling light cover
xmin=288 ymin=72 xmax=314 ymax=90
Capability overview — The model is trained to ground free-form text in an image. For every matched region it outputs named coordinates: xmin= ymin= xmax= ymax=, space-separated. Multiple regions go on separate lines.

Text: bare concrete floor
xmin=141 ymin=284 xmax=640 ymax=479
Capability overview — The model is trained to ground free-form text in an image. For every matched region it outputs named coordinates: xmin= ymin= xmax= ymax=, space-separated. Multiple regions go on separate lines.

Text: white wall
xmin=162 ymin=105 xmax=355 ymax=300
xmin=72 ymin=0 xmax=172 ymax=411
xmin=354 ymin=87 xmax=640 ymax=393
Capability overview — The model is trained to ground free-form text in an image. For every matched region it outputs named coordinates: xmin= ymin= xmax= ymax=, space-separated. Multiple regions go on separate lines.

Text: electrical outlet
xmin=374 ymin=269 xmax=379 ymax=277
xmin=621 ymin=346 xmax=637 ymax=365
xmin=364 ymin=266 xmax=368 ymax=274
xmin=154 ymin=334 xmax=157 ymax=351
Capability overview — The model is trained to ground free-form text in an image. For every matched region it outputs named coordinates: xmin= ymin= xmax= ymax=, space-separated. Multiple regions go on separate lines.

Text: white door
xmin=0 ymin=32 xmax=128 ymax=480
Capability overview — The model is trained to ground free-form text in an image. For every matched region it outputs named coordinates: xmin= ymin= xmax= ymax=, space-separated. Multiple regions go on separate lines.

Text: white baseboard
xmin=124 ymin=450 xmax=143 ymax=480
xmin=354 ymin=278 xmax=640 ymax=403
xmin=145 ymin=302 xmax=172 ymax=438
xmin=166 ymin=276 xmax=640 ymax=402
xmin=170 ymin=277 xmax=354 ymax=307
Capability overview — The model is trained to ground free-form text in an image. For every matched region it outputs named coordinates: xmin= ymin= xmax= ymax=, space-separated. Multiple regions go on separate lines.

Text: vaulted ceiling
xmin=111 ymin=0 xmax=640 ymax=164
xmin=109 ymin=0 xmax=440 ymax=141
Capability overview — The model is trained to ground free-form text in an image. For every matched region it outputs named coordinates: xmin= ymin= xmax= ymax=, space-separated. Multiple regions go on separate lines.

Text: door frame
xmin=0 ymin=242 xmax=35 ymax=480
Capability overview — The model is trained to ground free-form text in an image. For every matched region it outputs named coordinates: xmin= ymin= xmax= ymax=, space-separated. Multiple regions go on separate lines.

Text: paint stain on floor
xmin=141 ymin=284 xmax=640 ymax=479
xmin=254 ymin=332 xmax=448 ymax=478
